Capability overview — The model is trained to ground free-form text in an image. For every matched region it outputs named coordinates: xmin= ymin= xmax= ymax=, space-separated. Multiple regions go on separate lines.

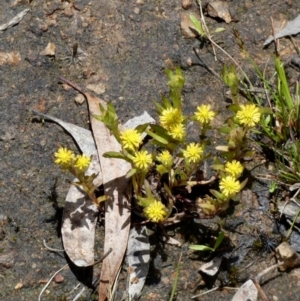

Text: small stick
xmin=251 ymin=262 xmax=284 ymax=301
xmin=43 ymin=239 xmax=65 ymax=253
xmin=38 ymin=263 xmax=69 ymax=301
xmin=72 ymin=287 xmax=86 ymax=301
xmin=59 ymin=76 xmax=86 ymax=95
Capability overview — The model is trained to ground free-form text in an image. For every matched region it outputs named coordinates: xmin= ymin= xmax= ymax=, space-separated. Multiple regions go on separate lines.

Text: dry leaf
xmin=264 ymin=15 xmax=300 ymax=46
xmin=84 ymin=91 xmax=132 ymax=301
xmin=126 ymin=226 xmax=150 ymax=300
xmin=231 ymin=279 xmax=257 ymax=301
xmin=198 ymin=256 xmax=222 ymax=276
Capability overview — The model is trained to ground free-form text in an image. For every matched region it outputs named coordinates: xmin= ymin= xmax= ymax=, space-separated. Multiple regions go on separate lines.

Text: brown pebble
xmin=0 ymin=249 xmax=18 ymax=269
xmin=182 ymin=0 xmax=192 ymax=9
xmin=54 ymin=273 xmax=64 ymax=283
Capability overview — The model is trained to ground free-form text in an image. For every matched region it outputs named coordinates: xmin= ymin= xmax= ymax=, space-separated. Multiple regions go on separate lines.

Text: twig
xmin=59 ymin=76 xmax=86 ymax=95
xmin=252 ymin=262 xmax=284 ymax=301
xmin=72 ymin=287 xmax=86 ymax=301
xmin=38 ymin=263 xmax=69 ymax=301
xmin=191 ymin=286 xmax=221 ymax=299
xmin=43 ymin=239 xmax=65 ymax=253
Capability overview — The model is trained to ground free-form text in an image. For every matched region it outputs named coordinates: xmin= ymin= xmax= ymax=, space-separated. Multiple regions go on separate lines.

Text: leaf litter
xmin=33 ymin=78 xmax=155 ymax=299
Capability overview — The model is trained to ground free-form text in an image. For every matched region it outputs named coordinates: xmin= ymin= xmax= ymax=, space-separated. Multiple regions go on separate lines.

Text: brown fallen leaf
xmin=59 ymin=77 xmax=132 ymax=301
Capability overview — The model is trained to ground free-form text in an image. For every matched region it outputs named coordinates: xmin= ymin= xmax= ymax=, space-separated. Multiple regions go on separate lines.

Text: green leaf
xmin=189 ymin=14 xmax=205 ymax=36
xmin=213 ymin=231 xmax=224 ymax=251
xmin=163 ymin=182 xmax=172 ymax=197
xmin=211 ymin=164 xmax=224 ymax=172
xmin=126 ymin=168 xmax=137 ymax=178
xmin=153 ymin=100 xmax=164 ymax=113
xmin=135 ymin=123 xmax=149 ymax=134
xmin=157 ymin=164 xmax=168 ymax=175
xmin=259 ymin=107 xmax=273 ymax=114
xmin=145 ymin=128 xmax=168 ymax=144
xmin=214 ymin=27 xmax=225 ymax=33
xmin=162 ymin=96 xmax=172 ymax=109
xmin=189 ymin=244 xmax=214 ymax=252
xmin=210 ymin=189 xmax=226 ymax=201
xmin=218 ymin=126 xmax=231 ymax=134
xmin=103 ymin=151 xmax=127 ymax=160
xmin=239 ymin=178 xmax=248 ymax=190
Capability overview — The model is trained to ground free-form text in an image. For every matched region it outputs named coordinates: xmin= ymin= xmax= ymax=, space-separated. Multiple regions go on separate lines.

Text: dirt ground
xmin=2 ymin=0 xmax=300 ymax=301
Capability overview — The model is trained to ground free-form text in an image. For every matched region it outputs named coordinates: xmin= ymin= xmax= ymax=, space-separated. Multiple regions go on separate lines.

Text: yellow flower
xmin=219 ymin=176 xmax=241 ymax=197
xmin=159 ymin=107 xmax=183 ymax=130
xmin=54 ymin=147 xmax=75 ymax=166
xmin=194 ymin=104 xmax=216 ymax=124
xmin=120 ymin=129 xmax=142 ymax=151
xmin=225 ymin=160 xmax=243 ymax=178
xmin=144 ymin=200 xmax=168 ymax=222
xmin=157 ymin=150 xmax=173 ymax=167
xmin=169 ymin=123 xmax=186 ymax=140
xmin=132 ymin=150 xmax=152 ymax=171
xmin=183 ymin=143 xmax=204 ymax=164
xmin=74 ymin=154 xmax=91 ymax=171
xmin=236 ymin=104 xmax=261 ymax=127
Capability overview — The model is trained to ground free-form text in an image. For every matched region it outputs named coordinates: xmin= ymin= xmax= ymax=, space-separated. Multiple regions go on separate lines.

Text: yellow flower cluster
xmin=54 ymin=147 xmax=91 ymax=172
xmin=194 ymin=104 xmax=216 ymax=124
xmin=219 ymin=176 xmax=241 ymax=197
xmin=219 ymin=160 xmax=243 ymax=198
xmin=74 ymin=154 xmax=91 ymax=171
xmin=159 ymin=107 xmax=185 ymax=141
xmin=224 ymin=160 xmax=243 ymax=178
xmin=236 ymin=104 xmax=261 ymax=127
xmin=120 ymin=129 xmax=142 ymax=151
xmin=54 ymin=147 xmax=75 ymax=166
xmin=183 ymin=143 xmax=204 ymax=164
xmin=157 ymin=150 xmax=173 ymax=167
xmin=133 ymin=150 xmax=152 ymax=171
xmin=144 ymin=200 xmax=168 ymax=222
xmin=159 ymin=108 xmax=183 ymax=130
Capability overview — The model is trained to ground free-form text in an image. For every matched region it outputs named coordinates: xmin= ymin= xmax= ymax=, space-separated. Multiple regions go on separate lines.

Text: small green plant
xmin=54 ymin=147 xmax=107 ymax=205
xmin=92 ymin=65 xmax=268 ymax=220
xmin=223 ymin=48 xmax=300 ymax=184
xmin=189 ymin=231 xmax=225 ymax=252
xmin=269 ymin=181 xmax=278 ymax=194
